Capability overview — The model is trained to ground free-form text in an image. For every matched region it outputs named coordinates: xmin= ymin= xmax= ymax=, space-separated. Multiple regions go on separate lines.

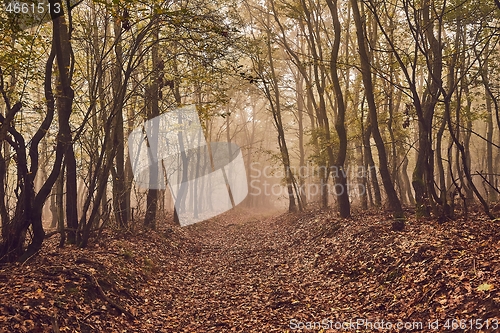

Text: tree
xmin=351 ymin=0 xmax=403 ymax=219
xmin=0 ymin=0 xmax=76 ymax=261
xmin=326 ymin=0 xmax=350 ymax=217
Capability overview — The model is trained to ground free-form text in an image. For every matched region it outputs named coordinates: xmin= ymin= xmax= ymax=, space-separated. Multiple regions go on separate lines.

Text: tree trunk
xmin=111 ymin=18 xmax=128 ymax=228
xmin=351 ymin=0 xmax=403 ymax=218
xmin=326 ymin=0 xmax=350 ymax=217
xmin=264 ymin=2 xmax=297 ymax=212
xmin=51 ymin=3 xmax=77 ymax=244
xmin=295 ymin=70 xmax=307 ymax=208
xmin=483 ymin=48 xmax=497 ymax=202
xmin=144 ymin=23 xmax=160 ymax=229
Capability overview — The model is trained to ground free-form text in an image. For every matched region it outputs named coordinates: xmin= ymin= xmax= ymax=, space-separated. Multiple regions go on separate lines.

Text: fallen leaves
xmin=477 ymin=283 xmax=494 ymax=292
xmin=0 ymin=207 xmax=499 ymax=332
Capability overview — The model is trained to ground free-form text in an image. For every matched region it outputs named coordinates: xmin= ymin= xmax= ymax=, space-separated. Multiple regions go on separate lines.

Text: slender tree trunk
xmin=436 ymin=111 xmax=448 ymax=217
xmin=264 ymin=2 xmax=297 ymax=212
xmin=111 ymin=18 xmax=128 ymax=228
xmin=483 ymin=49 xmax=497 ymax=202
xmin=57 ymin=165 xmax=65 ymax=247
xmin=413 ymin=0 xmax=443 ymax=216
xmin=461 ymin=65 xmax=474 ymax=204
xmin=144 ymin=23 xmax=160 ymax=229
xmin=52 ymin=8 xmax=78 ymax=243
xmin=326 ymin=0 xmax=350 ymax=217
xmin=362 ymin=105 xmax=381 ymax=207
xmin=296 ymin=70 xmax=307 ymax=207
xmin=351 ymin=0 xmax=403 ymax=218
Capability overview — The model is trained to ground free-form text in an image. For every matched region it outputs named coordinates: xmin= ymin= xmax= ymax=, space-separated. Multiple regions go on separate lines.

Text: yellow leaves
xmin=477 ymin=283 xmax=494 ymax=291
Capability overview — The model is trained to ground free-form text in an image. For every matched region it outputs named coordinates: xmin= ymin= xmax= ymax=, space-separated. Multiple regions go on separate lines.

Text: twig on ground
xmin=74 ymin=268 xmax=135 ymax=320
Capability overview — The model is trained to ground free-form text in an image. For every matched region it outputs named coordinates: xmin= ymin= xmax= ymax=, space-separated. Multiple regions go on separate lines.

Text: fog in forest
xmin=1 ymin=0 xmax=499 ymax=260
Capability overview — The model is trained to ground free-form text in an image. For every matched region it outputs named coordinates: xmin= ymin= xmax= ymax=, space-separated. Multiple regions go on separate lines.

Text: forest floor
xmin=0 ymin=206 xmax=499 ymax=332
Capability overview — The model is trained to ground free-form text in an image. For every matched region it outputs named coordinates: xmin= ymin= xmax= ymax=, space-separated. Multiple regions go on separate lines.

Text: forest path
xmin=146 ymin=208 xmax=500 ymax=332
xmin=158 ymin=209 xmax=316 ymax=331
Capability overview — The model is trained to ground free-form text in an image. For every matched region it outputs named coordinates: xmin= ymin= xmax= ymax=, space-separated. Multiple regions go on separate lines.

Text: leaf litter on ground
xmin=0 ymin=206 xmax=499 ymax=332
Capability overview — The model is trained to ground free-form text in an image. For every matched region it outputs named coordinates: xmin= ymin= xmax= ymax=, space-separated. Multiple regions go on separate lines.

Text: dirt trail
xmin=143 ymin=208 xmax=500 ymax=332
xmin=156 ymin=209 xmax=308 ymax=332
